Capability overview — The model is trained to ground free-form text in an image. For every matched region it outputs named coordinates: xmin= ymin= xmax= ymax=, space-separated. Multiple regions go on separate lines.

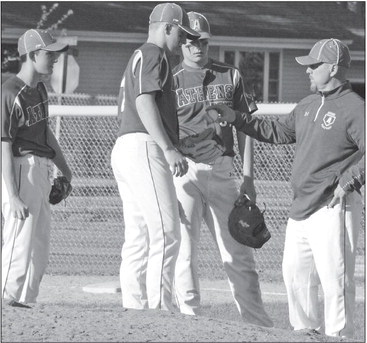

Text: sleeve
xmin=134 ymin=47 xmax=166 ymax=96
xmin=1 ymin=86 xmax=21 ymax=142
xmin=232 ymin=68 xmax=257 ymax=114
xmin=232 ymin=108 xmax=297 ymax=144
xmin=339 ymin=102 xmax=365 ymax=192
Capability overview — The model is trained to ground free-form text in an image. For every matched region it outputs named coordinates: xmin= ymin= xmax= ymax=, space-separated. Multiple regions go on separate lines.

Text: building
xmin=1 ymin=1 xmax=365 ymax=102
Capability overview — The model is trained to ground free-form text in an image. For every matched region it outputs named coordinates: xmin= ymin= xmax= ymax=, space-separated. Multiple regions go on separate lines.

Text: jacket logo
xmin=321 ymin=112 xmax=336 ymax=130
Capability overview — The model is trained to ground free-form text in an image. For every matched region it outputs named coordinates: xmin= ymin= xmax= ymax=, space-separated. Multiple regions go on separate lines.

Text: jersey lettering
xmin=176 ymin=84 xmax=234 ymax=108
xmin=26 ymin=103 xmax=47 ymax=126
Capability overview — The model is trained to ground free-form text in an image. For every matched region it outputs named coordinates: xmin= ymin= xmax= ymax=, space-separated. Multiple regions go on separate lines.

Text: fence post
xmin=53 ymin=115 xmax=62 ymax=178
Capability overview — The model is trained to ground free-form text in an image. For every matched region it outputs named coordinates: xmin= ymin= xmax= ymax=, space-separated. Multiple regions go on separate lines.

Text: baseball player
xmin=172 ymin=12 xmax=273 ymax=327
xmin=208 ymin=39 xmax=364 ymax=338
xmin=110 ymin=3 xmax=199 ymax=311
xmin=2 ymin=29 xmax=72 ymax=308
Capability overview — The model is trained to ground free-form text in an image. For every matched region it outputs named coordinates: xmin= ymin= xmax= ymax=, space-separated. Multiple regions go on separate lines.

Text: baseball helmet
xmin=187 ymin=11 xmax=212 ymax=39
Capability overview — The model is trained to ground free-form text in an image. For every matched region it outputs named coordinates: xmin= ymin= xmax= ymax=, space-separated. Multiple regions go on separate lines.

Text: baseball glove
xmin=228 ymin=194 xmax=271 ymax=249
xmin=49 ymin=176 xmax=73 ymax=205
xmin=177 ymin=127 xmax=225 ymax=164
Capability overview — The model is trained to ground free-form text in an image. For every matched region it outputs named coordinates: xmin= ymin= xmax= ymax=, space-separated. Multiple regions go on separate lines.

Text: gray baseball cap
xmin=295 ymin=38 xmax=351 ymax=68
xmin=18 ymin=29 xmax=69 ymax=56
xmin=149 ymin=3 xmax=200 ymax=40
xmin=188 ymin=12 xmax=212 ymax=39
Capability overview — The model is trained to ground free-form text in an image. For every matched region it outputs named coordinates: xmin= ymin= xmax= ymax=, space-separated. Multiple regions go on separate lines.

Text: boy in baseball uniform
xmin=2 ymin=29 xmax=72 ymax=308
xmin=111 ymin=3 xmax=199 ymax=311
xmin=172 ymin=12 xmax=273 ymax=327
xmin=208 ymin=39 xmax=364 ymax=338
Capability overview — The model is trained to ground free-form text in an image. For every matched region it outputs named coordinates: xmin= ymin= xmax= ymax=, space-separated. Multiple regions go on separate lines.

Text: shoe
xmin=296 ymin=328 xmax=321 ymax=336
xmin=7 ymin=300 xmax=32 ymax=309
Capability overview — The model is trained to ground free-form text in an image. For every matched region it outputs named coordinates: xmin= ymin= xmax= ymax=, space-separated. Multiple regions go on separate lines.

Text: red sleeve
xmin=1 ymin=85 xmax=21 ymax=142
xmin=133 ymin=46 xmax=167 ymax=96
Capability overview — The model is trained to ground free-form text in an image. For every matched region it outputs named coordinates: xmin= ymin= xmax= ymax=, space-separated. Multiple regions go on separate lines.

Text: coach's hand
xmin=164 ymin=147 xmax=188 ymax=177
xmin=10 ymin=195 xmax=29 ymax=220
xmin=206 ymin=104 xmax=237 ymax=124
xmin=328 ymin=184 xmax=347 ymax=208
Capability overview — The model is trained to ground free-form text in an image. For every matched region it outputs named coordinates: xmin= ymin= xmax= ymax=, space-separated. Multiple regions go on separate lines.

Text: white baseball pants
xmin=2 ymin=155 xmax=51 ymax=304
xmin=111 ymin=133 xmax=181 ymax=311
xmin=282 ymin=191 xmax=363 ymax=338
xmin=174 ymin=156 xmax=273 ymax=327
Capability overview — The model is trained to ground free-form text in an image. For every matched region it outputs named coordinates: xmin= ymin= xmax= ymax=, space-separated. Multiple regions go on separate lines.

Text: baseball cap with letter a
xmin=188 ymin=12 xmax=212 ymax=39
xmin=18 ymin=29 xmax=69 ymax=56
xmin=295 ymin=38 xmax=351 ymax=68
xmin=149 ymin=3 xmax=200 ymax=40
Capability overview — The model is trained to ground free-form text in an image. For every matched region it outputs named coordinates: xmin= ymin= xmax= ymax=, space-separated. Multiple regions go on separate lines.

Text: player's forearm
xmin=136 ymin=93 xmax=176 ymax=152
xmin=2 ymin=141 xmax=20 ymax=197
xmin=47 ymin=128 xmax=72 ymax=181
xmin=238 ymin=133 xmax=254 ymax=178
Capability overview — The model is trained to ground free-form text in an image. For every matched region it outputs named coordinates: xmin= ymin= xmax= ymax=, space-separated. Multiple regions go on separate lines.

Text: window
xmin=224 ymin=50 xmax=280 ymax=102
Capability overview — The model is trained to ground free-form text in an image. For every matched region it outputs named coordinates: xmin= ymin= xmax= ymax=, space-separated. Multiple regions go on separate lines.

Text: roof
xmin=1 ymin=1 xmax=365 ymax=50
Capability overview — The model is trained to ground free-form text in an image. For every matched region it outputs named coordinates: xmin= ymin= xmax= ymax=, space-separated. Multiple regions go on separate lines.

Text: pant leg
xmin=282 ymin=218 xmax=321 ymax=331
xmin=117 ymin=181 xmax=149 ymax=310
xmin=173 ymin=161 xmax=204 ymax=315
xmin=20 ymin=158 xmax=52 ymax=303
xmin=111 ymin=134 xmax=180 ymax=311
xmin=205 ymin=157 xmax=273 ymax=327
xmin=308 ymin=192 xmax=363 ymax=338
xmin=2 ymin=155 xmax=51 ymax=303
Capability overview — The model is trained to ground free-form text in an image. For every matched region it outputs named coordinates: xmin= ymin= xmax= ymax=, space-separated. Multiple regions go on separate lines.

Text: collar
xmin=318 ymin=81 xmax=352 ymax=100
xmin=182 ymin=58 xmax=213 ymax=72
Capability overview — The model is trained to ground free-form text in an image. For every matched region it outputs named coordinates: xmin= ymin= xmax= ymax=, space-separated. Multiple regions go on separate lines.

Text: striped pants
xmin=111 ymin=133 xmax=181 ymax=311
xmin=2 ymin=155 xmax=51 ymax=304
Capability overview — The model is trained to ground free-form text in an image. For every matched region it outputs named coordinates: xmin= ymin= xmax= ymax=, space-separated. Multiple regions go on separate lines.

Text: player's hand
xmin=240 ymin=176 xmax=257 ymax=203
xmin=9 ymin=195 xmax=29 ymax=220
xmin=328 ymin=184 xmax=347 ymax=208
xmin=163 ymin=148 xmax=189 ymax=177
xmin=206 ymin=104 xmax=237 ymax=124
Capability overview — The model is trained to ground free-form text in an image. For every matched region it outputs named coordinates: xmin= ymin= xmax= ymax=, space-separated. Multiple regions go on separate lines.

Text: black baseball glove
xmin=228 ymin=194 xmax=271 ymax=249
xmin=49 ymin=176 xmax=73 ymax=205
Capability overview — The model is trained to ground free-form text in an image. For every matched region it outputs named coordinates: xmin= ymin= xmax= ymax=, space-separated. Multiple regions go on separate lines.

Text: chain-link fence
xmin=27 ymin=94 xmax=361 ymax=280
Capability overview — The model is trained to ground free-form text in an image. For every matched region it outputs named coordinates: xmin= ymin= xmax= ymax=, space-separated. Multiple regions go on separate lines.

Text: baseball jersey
xmin=1 ymin=76 xmax=55 ymax=158
xmin=173 ymin=58 xmax=256 ymax=156
xmin=232 ymin=81 xmax=365 ymax=220
xmin=117 ymin=43 xmax=179 ymax=145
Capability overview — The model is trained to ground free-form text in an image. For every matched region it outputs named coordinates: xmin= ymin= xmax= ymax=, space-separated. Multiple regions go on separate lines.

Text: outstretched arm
xmin=207 ymin=103 xmax=296 ymax=145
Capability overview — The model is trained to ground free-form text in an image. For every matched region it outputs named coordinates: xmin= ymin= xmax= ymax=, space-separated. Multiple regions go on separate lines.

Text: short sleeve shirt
xmin=173 ymin=59 xmax=255 ymax=155
xmin=1 ymin=76 xmax=55 ymax=158
xmin=117 ymin=43 xmax=179 ymax=145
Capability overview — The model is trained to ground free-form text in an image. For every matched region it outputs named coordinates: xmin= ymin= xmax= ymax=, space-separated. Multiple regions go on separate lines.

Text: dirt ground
xmin=1 ymin=275 xmax=361 ymax=343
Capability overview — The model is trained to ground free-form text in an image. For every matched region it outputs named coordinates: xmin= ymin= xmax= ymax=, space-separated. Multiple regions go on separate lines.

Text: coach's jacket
xmin=232 ymin=81 xmax=365 ymax=220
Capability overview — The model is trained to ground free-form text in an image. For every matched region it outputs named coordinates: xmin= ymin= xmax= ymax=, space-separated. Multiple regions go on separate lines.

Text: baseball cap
xmin=149 ymin=3 xmax=200 ymax=40
xmin=18 ymin=29 xmax=69 ymax=56
xmin=295 ymin=38 xmax=351 ymax=68
xmin=188 ymin=12 xmax=212 ymax=39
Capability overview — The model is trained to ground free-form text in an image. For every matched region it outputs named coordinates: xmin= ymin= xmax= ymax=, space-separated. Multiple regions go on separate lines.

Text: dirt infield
xmin=2 ymin=275 xmax=363 ymax=342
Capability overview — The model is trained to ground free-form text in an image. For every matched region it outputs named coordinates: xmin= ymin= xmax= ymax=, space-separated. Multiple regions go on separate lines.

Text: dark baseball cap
xmin=18 ymin=29 xmax=69 ymax=56
xmin=149 ymin=3 xmax=200 ymax=40
xmin=295 ymin=38 xmax=351 ymax=68
xmin=188 ymin=12 xmax=212 ymax=39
